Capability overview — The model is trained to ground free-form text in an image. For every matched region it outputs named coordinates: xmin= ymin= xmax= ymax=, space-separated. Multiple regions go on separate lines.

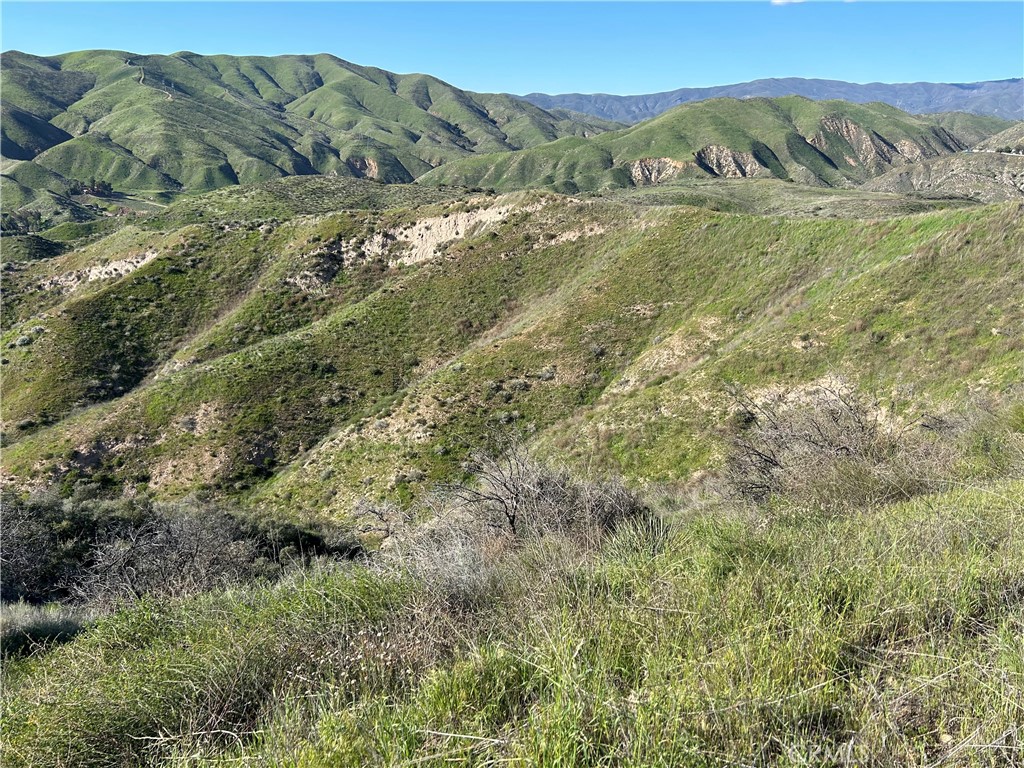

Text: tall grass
xmin=3 ymin=480 xmax=1022 ymax=767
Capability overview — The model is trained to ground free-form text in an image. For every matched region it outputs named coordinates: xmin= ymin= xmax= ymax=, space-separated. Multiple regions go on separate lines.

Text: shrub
xmin=71 ymin=504 xmax=261 ymax=607
xmin=722 ymin=380 xmax=956 ymax=512
xmin=1 ymin=488 xmax=359 ymax=609
xmin=372 ymin=434 xmax=649 ymax=611
xmin=0 ymin=487 xmax=148 ymax=604
xmin=443 ymin=434 xmax=649 ymax=540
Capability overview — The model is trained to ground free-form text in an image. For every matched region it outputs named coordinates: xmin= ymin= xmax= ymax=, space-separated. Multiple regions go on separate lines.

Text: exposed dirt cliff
xmin=627 ymin=157 xmax=689 ymax=185
xmin=693 ymin=145 xmax=769 ymax=178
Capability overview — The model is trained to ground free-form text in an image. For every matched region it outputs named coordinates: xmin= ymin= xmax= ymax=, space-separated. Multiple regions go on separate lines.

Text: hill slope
xmin=3 ymin=177 xmax=1021 ymax=518
xmin=0 ymin=50 xmax=618 ymax=204
xmin=420 ymin=97 xmax=1001 ymax=193
xmin=863 ymin=151 xmax=1024 ymax=202
xmin=522 ymin=77 xmax=1024 ymax=123
xmin=975 ymin=122 xmax=1024 ymax=152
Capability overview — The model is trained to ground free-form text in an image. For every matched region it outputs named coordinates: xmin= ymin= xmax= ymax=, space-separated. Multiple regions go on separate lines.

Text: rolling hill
xmin=862 ymin=151 xmax=1024 ymax=202
xmin=420 ymin=96 xmax=1006 ymax=193
xmin=975 ymin=121 xmax=1024 ymax=152
xmin=0 ymin=50 xmax=619 ymax=208
xmin=521 ymin=77 xmax=1024 ymax=123
xmin=4 ymin=46 xmax=1024 ymax=768
xmin=3 ymin=176 xmax=1021 ymax=519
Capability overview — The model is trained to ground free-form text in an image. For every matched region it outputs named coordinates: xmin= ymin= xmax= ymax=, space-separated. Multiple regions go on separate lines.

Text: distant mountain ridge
xmin=520 ymin=77 xmax=1024 ymax=124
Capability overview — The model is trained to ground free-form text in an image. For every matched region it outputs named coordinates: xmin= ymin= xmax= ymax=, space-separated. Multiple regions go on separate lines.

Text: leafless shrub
xmin=442 ymin=434 xmax=648 ymax=540
xmin=375 ymin=433 xmax=649 ymax=610
xmin=390 ymin=524 xmax=511 ymax=612
xmin=72 ymin=503 xmax=261 ymax=607
xmin=722 ymin=380 xmax=957 ymax=512
xmin=353 ymin=497 xmax=413 ymax=540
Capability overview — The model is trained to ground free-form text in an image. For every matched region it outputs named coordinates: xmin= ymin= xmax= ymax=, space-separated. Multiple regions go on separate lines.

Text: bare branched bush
xmin=443 ymin=434 xmax=648 ymax=540
xmin=0 ymin=488 xmax=149 ymax=604
xmin=2 ymin=486 xmax=359 ymax=610
xmin=389 ymin=524 xmax=511 ymax=611
xmin=372 ymin=433 xmax=649 ymax=610
xmin=72 ymin=504 xmax=260 ymax=607
xmin=723 ymin=380 xmax=957 ymax=512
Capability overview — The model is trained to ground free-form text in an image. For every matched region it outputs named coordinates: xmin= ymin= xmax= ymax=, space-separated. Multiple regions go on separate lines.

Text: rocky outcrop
xmin=693 ymin=145 xmax=768 ymax=178
xmin=346 ymin=157 xmax=381 ymax=180
xmin=34 ymin=249 xmax=161 ymax=294
xmin=812 ymin=116 xmax=964 ymax=175
xmin=627 ymin=157 xmax=687 ymax=185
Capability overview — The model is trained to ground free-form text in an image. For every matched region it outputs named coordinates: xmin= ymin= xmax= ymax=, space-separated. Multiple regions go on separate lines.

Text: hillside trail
xmin=135 ymin=64 xmax=174 ymax=101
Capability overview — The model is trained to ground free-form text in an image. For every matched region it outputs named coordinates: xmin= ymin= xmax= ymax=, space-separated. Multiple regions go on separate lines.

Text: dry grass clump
xmin=1 ymin=601 xmax=100 ymax=658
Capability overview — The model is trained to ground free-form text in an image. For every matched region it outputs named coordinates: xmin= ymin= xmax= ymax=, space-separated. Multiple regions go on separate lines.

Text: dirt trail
xmin=137 ymin=66 xmax=174 ymax=101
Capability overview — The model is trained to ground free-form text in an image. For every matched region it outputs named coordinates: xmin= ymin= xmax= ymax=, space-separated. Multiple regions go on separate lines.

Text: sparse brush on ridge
xmin=0 ymin=486 xmax=359 ymax=613
xmin=722 ymin=380 xmax=952 ymax=511
xmin=358 ymin=432 xmax=650 ymax=610
xmin=4 ymin=178 xmax=1022 ymax=511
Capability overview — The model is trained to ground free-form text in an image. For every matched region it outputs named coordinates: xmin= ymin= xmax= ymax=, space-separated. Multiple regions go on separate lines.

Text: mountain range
xmin=3 ymin=52 xmax=1021 ymax=227
xmin=0 ymin=50 xmax=618 ymax=207
xmin=521 ymin=77 xmax=1024 ymax=124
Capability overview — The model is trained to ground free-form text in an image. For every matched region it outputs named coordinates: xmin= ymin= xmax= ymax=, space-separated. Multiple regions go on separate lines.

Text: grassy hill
xmin=4 ymin=475 xmax=1022 ymax=767
xmin=3 ymin=176 xmax=1021 ymax=517
xmin=975 ymin=122 xmax=1024 ymax=153
xmin=420 ymin=97 xmax=1012 ymax=193
xmin=3 ymin=171 xmax=1024 ymax=768
xmin=927 ymin=112 xmax=1017 ymax=146
xmin=0 ymin=50 xmax=619 ymax=218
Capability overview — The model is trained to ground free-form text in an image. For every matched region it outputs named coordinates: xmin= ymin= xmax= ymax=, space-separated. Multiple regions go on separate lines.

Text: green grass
xmin=3 ymin=178 xmax=1022 ymax=516
xmin=3 ymin=479 xmax=1022 ymax=767
xmin=0 ymin=234 xmax=66 ymax=261
xmin=603 ymin=177 xmax=977 ymax=217
xmin=0 ymin=49 xmax=618 ymax=226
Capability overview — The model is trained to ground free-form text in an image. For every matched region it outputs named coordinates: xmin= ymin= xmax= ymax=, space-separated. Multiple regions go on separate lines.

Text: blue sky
xmin=2 ymin=2 xmax=1021 ymax=95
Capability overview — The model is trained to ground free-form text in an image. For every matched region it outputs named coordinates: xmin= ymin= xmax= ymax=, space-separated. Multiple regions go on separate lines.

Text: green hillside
xmin=421 ymin=97 xmax=1008 ymax=192
xmin=0 ymin=50 xmax=619 ymax=216
xmin=3 ymin=176 xmax=1021 ymax=516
